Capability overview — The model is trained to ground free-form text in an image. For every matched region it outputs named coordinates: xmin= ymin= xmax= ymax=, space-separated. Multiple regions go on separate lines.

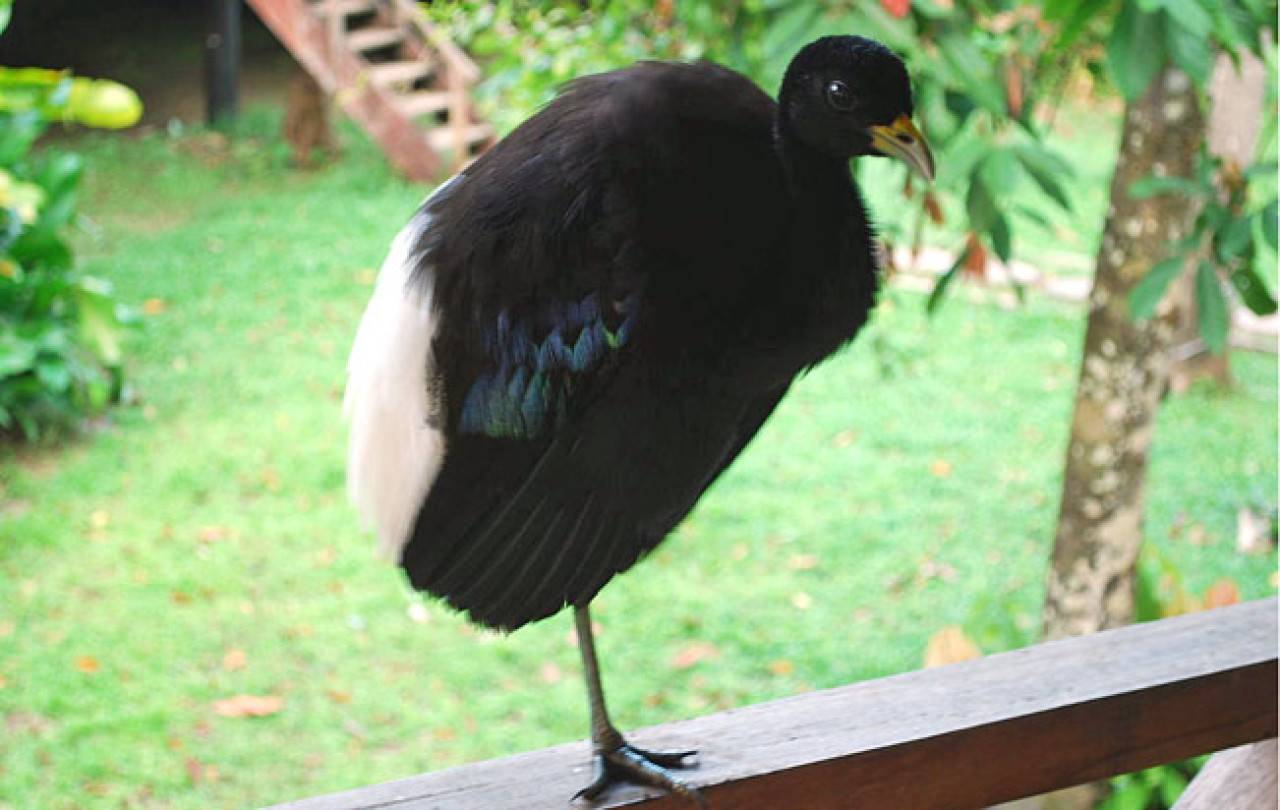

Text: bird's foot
xmin=574 ymin=741 xmax=704 ymax=808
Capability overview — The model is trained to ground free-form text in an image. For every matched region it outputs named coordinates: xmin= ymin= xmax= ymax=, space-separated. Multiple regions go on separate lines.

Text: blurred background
xmin=0 ymin=1 xmax=1275 ymax=808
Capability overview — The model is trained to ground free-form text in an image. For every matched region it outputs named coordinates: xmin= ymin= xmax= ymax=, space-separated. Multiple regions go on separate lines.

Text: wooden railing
xmin=266 ymin=599 xmax=1277 ymax=809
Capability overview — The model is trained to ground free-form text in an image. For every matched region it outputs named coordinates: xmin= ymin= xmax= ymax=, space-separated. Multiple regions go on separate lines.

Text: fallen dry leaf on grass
xmin=768 ymin=659 xmax=795 ymax=676
xmin=1203 ymin=579 xmax=1240 ymax=609
xmin=184 ymin=758 xmax=219 ymax=784
xmin=222 ymin=649 xmax=247 ymax=671
xmin=74 ymin=655 xmax=100 ymax=674
xmin=213 ymin=694 xmax=283 ymax=718
xmin=788 ymin=553 xmax=818 ymax=571
xmin=670 ymin=641 xmax=719 ymax=670
xmin=924 ymin=626 xmax=981 ymax=668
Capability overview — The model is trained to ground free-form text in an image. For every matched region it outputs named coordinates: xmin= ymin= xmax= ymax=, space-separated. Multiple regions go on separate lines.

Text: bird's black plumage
xmin=370 ymin=37 xmax=934 ymax=633
xmin=396 ymin=51 xmax=897 ymax=630
xmin=346 ymin=34 xmax=933 ymax=803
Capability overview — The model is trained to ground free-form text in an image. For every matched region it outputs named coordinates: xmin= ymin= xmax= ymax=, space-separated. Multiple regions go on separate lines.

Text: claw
xmin=574 ymin=741 xmax=705 ymax=808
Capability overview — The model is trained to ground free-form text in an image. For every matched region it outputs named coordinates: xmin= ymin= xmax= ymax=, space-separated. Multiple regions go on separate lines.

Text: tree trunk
xmin=283 ymin=66 xmax=338 ymax=170
xmin=1039 ymin=65 xmax=1205 ymax=809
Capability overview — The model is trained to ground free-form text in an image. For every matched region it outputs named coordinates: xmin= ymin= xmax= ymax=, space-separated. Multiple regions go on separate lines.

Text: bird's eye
xmin=825 ymin=80 xmax=855 ymax=111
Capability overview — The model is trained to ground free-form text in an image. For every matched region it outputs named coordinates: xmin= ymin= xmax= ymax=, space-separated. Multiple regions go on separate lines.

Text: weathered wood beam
xmin=266 ymin=599 xmax=1278 ymax=810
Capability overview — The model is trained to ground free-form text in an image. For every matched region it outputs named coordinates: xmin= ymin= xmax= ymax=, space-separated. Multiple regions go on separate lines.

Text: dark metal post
xmin=204 ymin=0 xmax=241 ymax=125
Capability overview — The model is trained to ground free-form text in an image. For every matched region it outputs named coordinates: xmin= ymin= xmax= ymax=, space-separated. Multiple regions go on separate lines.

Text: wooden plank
xmin=425 ymin=122 xmax=492 ymax=152
xmin=348 ymin=26 xmax=405 ymax=52
xmin=1172 ymin=739 xmax=1277 ymax=810
xmin=309 ymin=0 xmax=376 ymax=18
xmin=265 ymin=599 xmax=1277 ymax=810
xmin=366 ymin=59 xmax=431 ymax=89
xmin=394 ymin=90 xmax=450 ymax=118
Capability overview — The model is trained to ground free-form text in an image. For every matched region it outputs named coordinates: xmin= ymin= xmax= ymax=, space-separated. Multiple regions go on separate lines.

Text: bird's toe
xmin=574 ymin=742 xmax=703 ymax=807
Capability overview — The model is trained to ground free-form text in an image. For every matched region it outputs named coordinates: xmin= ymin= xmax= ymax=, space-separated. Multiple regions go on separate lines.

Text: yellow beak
xmin=868 ymin=114 xmax=936 ymax=183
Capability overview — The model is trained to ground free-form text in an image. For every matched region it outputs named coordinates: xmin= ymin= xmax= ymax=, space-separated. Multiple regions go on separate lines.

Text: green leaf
xmin=0 ymin=206 xmax=20 ymax=252
xmin=938 ymin=33 xmax=1005 ymax=115
xmin=1046 ymin=0 xmax=1111 ymax=48
xmin=1011 ymin=143 xmax=1074 ymax=211
xmin=1203 ymin=0 xmax=1252 ymax=52
xmin=1214 ymin=215 xmax=1253 ymax=263
xmin=35 ymin=357 xmax=71 ymax=392
xmin=1158 ymin=768 xmax=1189 ymax=806
xmin=927 ymin=247 xmax=969 ymax=315
xmin=73 ymin=276 xmax=125 ymax=365
xmin=979 ymin=149 xmax=1020 ymax=195
xmin=1258 ymin=201 xmax=1278 ymax=252
xmin=1014 ymin=202 xmax=1054 ymax=229
xmin=1108 ymin=0 xmax=1168 ymax=100
xmin=966 ymin=176 xmax=999 ymax=234
xmin=1244 ymin=161 xmax=1278 ymax=181
xmin=990 ymin=214 xmax=1013 ymax=264
xmin=911 ymin=0 xmax=953 ymax=20
xmin=0 ymin=1 xmax=10 ymax=37
xmin=0 ymin=331 xmax=35 ymax=377
xmin=1228 ymin=264 xmax=1278 ymax=315
xmin=0 ymin=110 xmax=45 ymax=167
xmin=34 ymin=153 xmax=85 ymax=200
xmin=32 ymin=154 xmax=83 ymax=231
xmin=1129 ymin=256 xmax=1185 ymax=319
xmin=1107 ymin=779 xmax=1154 ymax=810
xmin=1157 ymin=0 xmax=1213 ymax=37
xmin=835 ymin=5 xmax=912 ymax=53
xmin=763 ymin=2 xmax=818 ymax=60
xmin=11 ymin=226 xmax=71 ymax=271
xmin=1195 ymin=260 xmax=1231 ymax=353
xmin=1128 ymin=174 xmax=1204 ymax=199
xmin=1164 ymin=10 xmax=1215 ymax=84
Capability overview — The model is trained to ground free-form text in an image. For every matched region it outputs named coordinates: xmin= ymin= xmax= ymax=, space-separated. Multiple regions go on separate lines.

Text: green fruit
xmin=68 ymin=78 xmax=142 ymax=129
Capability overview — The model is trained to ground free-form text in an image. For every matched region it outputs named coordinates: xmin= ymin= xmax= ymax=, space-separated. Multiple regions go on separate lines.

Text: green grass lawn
xmin=0 ymin=113 xmax=1275 ymax=809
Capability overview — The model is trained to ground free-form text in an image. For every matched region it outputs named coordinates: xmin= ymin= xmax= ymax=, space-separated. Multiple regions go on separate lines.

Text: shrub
xmin=0 ymin=62 xmax=142 ymax=439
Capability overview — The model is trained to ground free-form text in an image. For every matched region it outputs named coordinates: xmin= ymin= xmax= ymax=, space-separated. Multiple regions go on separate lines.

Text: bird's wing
xmin=351 ymin=61 xmax=789 ymax=630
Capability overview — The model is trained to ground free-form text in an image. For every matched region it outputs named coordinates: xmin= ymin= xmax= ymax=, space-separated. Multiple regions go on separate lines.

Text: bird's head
xmin=779 ymin=35 xmax=935 ymax=182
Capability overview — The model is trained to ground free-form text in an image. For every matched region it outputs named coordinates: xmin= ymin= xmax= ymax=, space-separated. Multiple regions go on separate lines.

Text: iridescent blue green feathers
xmin=460 ymin=294 xmax=638 ymax=438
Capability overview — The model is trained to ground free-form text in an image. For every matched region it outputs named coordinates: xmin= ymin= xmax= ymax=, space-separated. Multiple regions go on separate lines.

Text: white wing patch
xmin=344 ymin=209 xmax=445 ymax=561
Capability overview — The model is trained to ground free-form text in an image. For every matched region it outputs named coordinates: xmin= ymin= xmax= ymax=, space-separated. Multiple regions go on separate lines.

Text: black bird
xmin=345 ymin=35 xmax=934 ymax=805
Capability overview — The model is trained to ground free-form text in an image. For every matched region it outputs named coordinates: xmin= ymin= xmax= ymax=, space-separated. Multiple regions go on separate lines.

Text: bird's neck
xmin=772 ymin=118 xmax=855 ymax=200
xmin=742 ymin=116 xmax=879 ymax=374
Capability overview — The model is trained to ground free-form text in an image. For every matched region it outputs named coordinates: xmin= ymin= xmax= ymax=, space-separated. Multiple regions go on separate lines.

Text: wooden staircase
xmin=246 ymin=0 xmax=492 ymax=181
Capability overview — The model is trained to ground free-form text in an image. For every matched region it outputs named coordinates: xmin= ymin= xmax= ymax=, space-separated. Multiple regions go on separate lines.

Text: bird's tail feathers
xmin=344 ymin=219 xmax=445 ymax=561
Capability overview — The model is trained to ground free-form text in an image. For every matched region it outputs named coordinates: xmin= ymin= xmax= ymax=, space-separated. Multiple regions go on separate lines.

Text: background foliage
xmin=0 ymin=6 xmax=143 ymax=439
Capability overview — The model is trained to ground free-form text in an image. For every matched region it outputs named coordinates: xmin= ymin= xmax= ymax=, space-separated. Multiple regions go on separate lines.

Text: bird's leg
xmin=572 ymin=604 xmax=705 ymax=808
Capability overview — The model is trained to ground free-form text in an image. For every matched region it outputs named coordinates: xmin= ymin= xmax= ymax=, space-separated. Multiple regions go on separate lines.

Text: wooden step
xmin=366 ymin=59 xmax=432 ymax=89
xmin=309 ymin=0 xmax=376 ymax=18
xmin=426 ymin=123 xmax=494 ymax=153
xmin=347 ymin=26 xmax=404 ymax=52
xmin=395 ymin=90 xmax=450 ymax=118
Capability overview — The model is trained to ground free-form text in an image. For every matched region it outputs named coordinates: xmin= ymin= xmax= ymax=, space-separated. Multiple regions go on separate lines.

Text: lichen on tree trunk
xmin=1037 ymin=60 xmax=1206 ymax=810
xmin=1044 ymin=66 xmax=1205 ymax=642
